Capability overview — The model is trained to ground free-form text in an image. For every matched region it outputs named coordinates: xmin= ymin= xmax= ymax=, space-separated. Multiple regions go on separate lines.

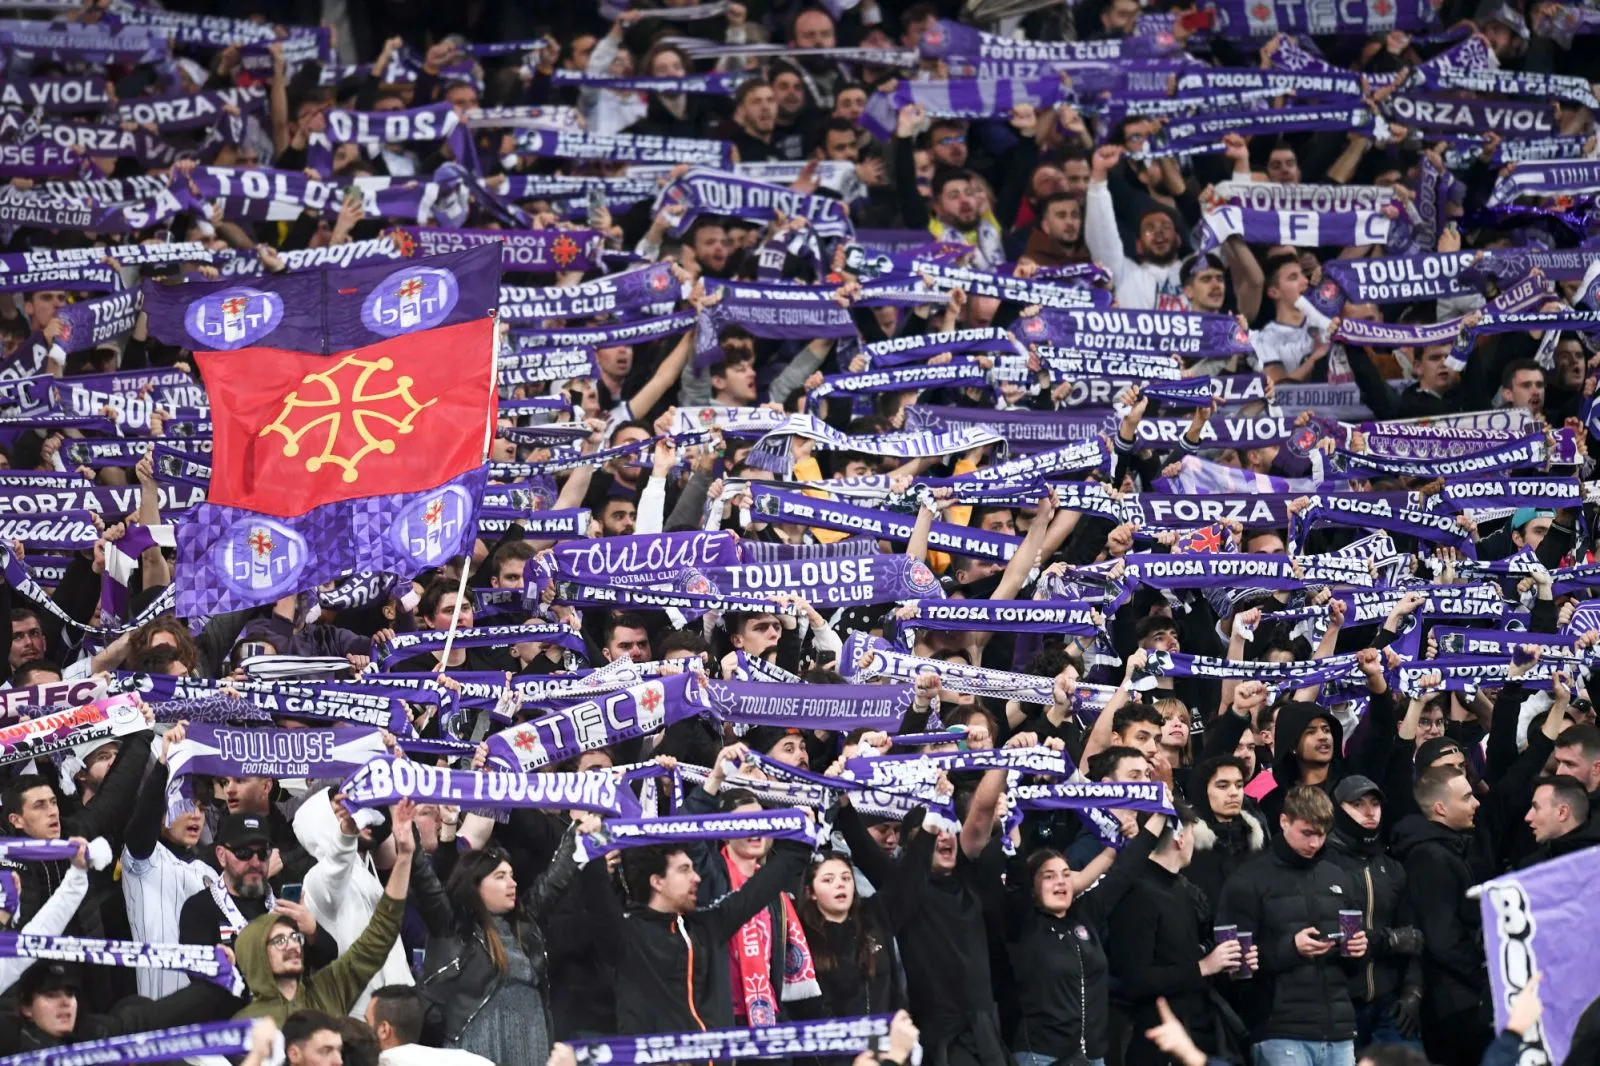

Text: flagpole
xmin=436 ymin=310 xmax=501 ymax=679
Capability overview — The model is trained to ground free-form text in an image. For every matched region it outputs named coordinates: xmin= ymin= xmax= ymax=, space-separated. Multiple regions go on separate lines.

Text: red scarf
xmin=721 ymin=846 xmax=818 ymax=1025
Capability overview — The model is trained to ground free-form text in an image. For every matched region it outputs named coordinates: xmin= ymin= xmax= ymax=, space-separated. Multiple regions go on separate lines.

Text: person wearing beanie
xmin=1322 ymin=776 xmax=1425 ymax=1050
xmin=1259 ymin=648 xmax=1397 ymax=827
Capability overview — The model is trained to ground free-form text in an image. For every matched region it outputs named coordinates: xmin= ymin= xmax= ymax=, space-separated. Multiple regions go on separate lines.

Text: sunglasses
xmin=227 ymin=845 xmax=271 ymax=862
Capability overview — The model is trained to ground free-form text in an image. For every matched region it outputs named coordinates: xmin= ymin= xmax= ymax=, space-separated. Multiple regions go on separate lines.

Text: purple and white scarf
xmin=841 ymin=631 xmax=1055 ymax=704
xmin=499 ymin=262 xmax=679 ymax=321
xmin=115 ymin=85 xmax=265 ymax=131
xmin=1195 ymin=205 xmax=1392 ymax=251
xmin=0 ymin=932 xmax=242 ymax=994
xmin=1209 ymin=0 xmax=1435 ymax=37
xmin=0 ymin=694 xmax=148 ymax=768
xmin=703 ymin=679 xmax=911 ymax=732
xmin=574 ymin=808 xmax=821 ymax=865
xmin=508 ymin=311 xmax=695 ymax=351
xmin=394 ymin=227 xmax=606 ymax=274
xmin=566 ymin=1014 xmax=908 ymax=1066
xmin=379 ymin=624 xmax=587 ymax=669
xmin=485 ymin=673 xmax=709 ymax=772
xmin=746 ymin=486 xmax=1021 ymax=562
xmin=513 ymin=127 xmax=732 ymax=168
xmin=655 ymin=169 xmax=853 ymax=240
xmin=339 ymin=760 xmax=643 ymax=818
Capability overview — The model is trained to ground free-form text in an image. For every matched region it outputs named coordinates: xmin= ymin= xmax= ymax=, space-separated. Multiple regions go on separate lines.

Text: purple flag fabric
xmin=391 ymin=226 xmax=606 ymax=273
xmin=175 ymin=465 xmax=486 ymax=615
xmin=1479 ymin=845 xmax=1600 ymax=1065
xmin=142 ymin=243 xmax=500 ymax=354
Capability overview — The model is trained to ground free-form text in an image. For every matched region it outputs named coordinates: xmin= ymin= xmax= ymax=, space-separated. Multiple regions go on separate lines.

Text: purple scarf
xmin=485 ymin=673 xmax=709 ymax=771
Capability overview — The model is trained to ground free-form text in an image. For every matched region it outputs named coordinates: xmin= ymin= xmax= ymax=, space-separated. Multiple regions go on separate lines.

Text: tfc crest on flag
xmin=149 ymin=245 xmax=501 ymax=615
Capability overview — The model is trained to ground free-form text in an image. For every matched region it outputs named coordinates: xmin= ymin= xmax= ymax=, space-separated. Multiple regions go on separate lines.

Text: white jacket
xmin=293 ymin=788 xmax=413 ymax=1016
xmin=379 ymin=1047 xmax=495 ymax=1066
xmin=1085 ymin=180 xmax=1185 ymax=311
xmin=0 ymin=866 xmax=87 ymax=994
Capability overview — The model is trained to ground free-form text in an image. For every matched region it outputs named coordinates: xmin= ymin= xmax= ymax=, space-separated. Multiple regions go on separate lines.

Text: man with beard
xmin=727 ymin=79 xmax=780 ymax=163
xmin=787 ymin=8 xmax=842 ymax=107
xmin=767 ymin=63 xmax=813 ymax=160
xmin=233 ymin=802 xmax=416 ymax=1025
xmin=1085 ymin=143 xmax=1185 ymax=309
xmin=925 ymin=169 xmax=1004 ymax=270
xmin=178 ymin=813 xmax=339 ymax=975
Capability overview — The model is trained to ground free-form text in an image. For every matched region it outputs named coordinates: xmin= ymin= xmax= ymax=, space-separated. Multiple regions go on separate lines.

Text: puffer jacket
xmin=1215 ymin=834 xmax=1365 ymax=1043
xmin=411 ymin=822 xmax=580 ymax=1045
xmin=1322 ymin=811 xmax=1420 ymax=1005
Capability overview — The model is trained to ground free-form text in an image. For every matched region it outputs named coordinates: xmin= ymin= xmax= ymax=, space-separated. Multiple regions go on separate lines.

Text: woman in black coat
xmin=795 ymin=851 xmax=906 ymax=1018
xmin=411 ymin=820 xmax=580 ymax=1066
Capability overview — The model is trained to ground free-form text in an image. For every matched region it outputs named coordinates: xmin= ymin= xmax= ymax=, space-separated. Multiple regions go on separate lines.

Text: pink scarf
xmin=722 ymin=847 xmax=818 ymax=1025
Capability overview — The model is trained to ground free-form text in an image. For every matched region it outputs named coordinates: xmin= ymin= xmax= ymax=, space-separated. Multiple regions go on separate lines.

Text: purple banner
xmin=1479 ymin=846 xmax=1599 ymax=1066
xmin=175 ymin=465 xmax=486 ymax=616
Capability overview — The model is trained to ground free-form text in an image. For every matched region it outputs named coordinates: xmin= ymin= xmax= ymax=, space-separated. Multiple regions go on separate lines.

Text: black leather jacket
xmin=411 ymin=822 xmax=580 ymax=1044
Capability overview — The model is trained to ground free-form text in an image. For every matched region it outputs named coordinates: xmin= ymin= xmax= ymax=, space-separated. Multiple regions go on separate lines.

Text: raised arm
xmin=959 ymin=767 xmax=1006 ymax=859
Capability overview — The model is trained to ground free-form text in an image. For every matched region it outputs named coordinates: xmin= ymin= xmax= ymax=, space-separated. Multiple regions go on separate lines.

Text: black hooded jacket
xmin=1215 ymin=834 xmax=1365 ymax=1043
xmin=1260 ymin=696 xmax=1395 ymax=827
xmin=1184 ymin=773 xmax=1268 ymax=927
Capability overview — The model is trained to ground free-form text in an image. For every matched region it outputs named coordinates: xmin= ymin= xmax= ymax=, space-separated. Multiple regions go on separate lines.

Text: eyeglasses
xmin=267 ymin=932 xmax=305 ymax=949
xmin=227 ymin=845 xmax=271 ymax=862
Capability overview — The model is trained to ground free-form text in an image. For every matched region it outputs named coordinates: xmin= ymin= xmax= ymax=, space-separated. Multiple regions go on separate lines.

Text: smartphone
xmin=1313 ymin=930 xmax=1345 ymax=941
xmin=586 ymin=185 xmax=607 ymax=228
xmin=280 ymin=883 xmax=303 ymax=904
xmin=343 ymin=185 xmax=363 ymax=209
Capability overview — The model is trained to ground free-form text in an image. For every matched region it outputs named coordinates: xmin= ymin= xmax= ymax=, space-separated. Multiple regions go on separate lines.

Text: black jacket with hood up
xmin=1259 ymin=696 xmax=1395 ymax=828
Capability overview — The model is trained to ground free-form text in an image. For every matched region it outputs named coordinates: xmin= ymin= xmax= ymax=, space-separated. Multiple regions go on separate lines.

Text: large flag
xmin=1477 ymin=845 xmax=1600 ymax=1066
xmin=144 ymin=245 xmax=501 ymax=615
